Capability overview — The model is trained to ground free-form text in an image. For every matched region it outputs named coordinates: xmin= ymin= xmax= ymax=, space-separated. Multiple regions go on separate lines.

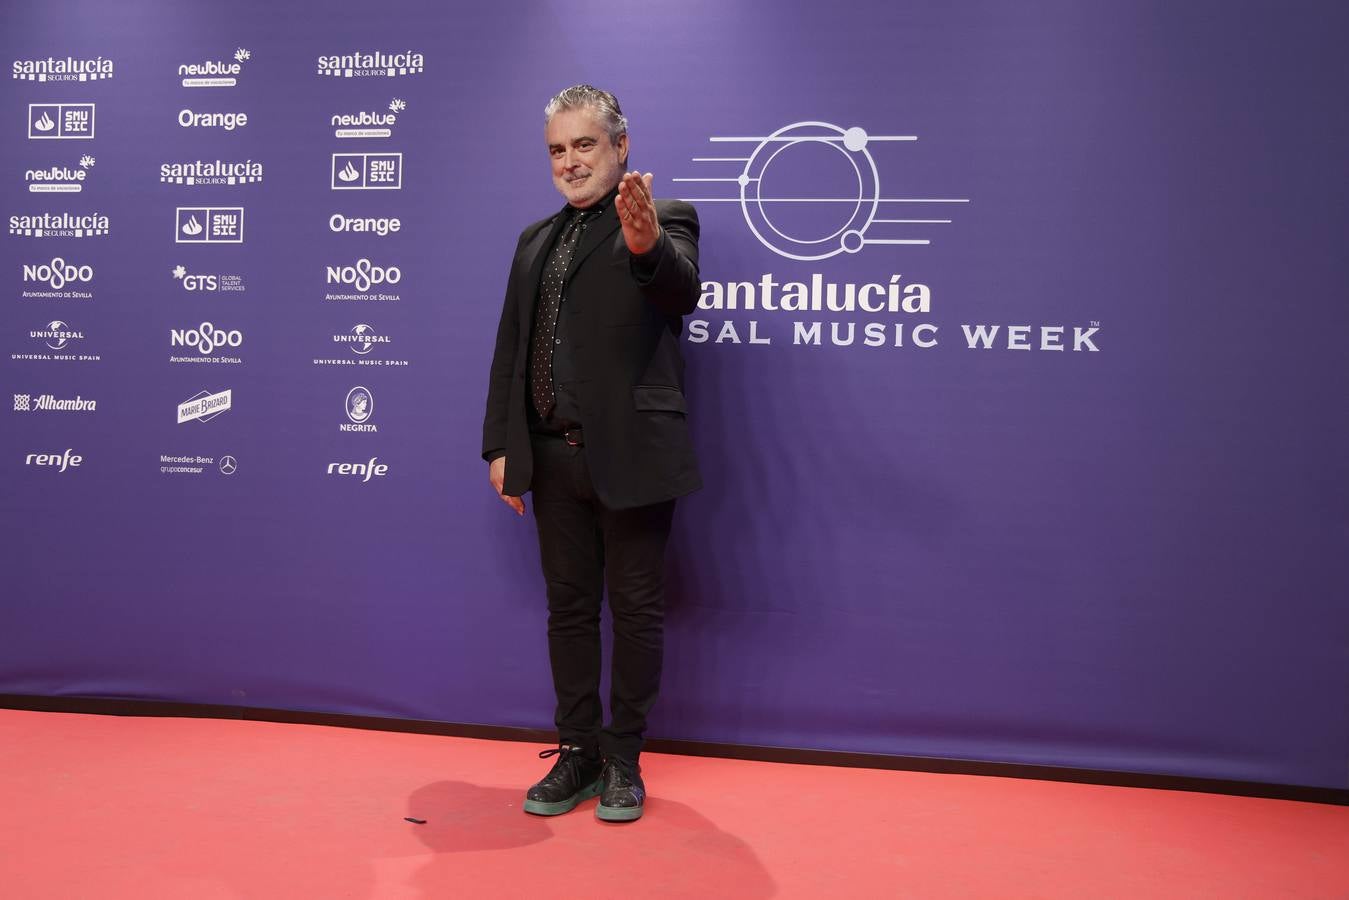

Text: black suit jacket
xmin=482 ymin=198 xmax=703 ymax=510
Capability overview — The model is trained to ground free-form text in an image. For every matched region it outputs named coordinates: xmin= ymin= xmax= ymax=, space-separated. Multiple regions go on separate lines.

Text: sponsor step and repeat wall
xmin=3 ymin=2 xmax=1346 ymax=789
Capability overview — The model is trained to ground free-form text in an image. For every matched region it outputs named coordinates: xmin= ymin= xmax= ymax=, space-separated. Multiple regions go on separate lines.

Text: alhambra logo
xmin=179 ymin=48 xmax=249 ymax=87
xmin=676 ymin=121 xmax=968 ymax=260
xmin=13 ymin=56 xmax=113 ymax=82
xmin=316 ymin=50 xmax=423 ymax=78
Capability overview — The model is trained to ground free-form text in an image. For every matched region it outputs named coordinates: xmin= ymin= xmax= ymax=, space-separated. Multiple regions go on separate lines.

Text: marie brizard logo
xmin=676 ymin=121 xmax=969 ymax=261
xmin=177 ymin=388 xmax=232 ymax=424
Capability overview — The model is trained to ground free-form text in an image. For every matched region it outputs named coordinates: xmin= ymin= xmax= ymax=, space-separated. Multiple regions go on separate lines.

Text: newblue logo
xmin=25 ymin=156 xmax=94 ymax=193
xmin=333 ymin=98 xmax=405 ymax=139
xmin=179 ymin=48 xmax=249 ymax=87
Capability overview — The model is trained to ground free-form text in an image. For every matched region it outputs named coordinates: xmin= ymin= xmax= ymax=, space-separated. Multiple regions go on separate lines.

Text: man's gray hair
xmin=544 ymin=84 xmax=628 ymax=143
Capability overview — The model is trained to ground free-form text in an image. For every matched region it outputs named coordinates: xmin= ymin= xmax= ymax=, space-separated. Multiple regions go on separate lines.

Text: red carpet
xmin=0 ymin=709 xmax=1344 ymax=898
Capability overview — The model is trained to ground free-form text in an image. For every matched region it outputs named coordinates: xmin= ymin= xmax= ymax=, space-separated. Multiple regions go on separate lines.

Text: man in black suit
xmin=481 ymin=85 xmax=701 ymax=822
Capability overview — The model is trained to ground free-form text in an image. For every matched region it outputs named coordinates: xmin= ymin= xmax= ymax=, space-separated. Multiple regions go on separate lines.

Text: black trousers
xmin=529 ymin=433 xmax=675 ymax=764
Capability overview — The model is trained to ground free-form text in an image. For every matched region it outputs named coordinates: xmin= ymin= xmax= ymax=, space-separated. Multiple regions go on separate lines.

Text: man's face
xmin=547 ymin=107 xmax=628 ymax=208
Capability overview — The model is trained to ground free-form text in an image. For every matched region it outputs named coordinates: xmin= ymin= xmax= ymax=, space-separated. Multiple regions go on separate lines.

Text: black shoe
xmin=522 ymin=744 xmax=604 ymax=816
xmin=596 ymin=757 xmax=645 ymax=822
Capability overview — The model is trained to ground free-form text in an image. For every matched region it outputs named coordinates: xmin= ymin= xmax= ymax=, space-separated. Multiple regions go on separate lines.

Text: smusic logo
xmin=160 ymin=158 xmax=263 ymax=186
xmin=176 ymin=207 xmax=244 ymax=243
xmin=13 ymin=56 xmax=113 ymax=82
xmin=331 ymin=153 xmax=401 ymax=190
xmin=28 ymin=103 xmax=95 ymax=139
xmin=316 ymin=50 xmax=423 ymax=78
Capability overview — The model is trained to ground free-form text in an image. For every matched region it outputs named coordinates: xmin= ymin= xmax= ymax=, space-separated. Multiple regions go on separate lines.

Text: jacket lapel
xmin=518 ymin=209 xmax=569 ymax=319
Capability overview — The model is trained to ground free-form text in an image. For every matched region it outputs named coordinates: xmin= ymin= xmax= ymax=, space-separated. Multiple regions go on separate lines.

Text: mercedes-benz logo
xmin=218 ymin=455 xmax=237 ymax=475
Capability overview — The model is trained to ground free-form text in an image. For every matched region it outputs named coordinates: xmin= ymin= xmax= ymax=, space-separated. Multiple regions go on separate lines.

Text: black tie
xmin=531 ymin=209 xmax=593 ymax=419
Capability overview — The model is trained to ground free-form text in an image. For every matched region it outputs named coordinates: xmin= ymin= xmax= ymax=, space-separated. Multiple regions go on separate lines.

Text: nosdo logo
xmin=333 ymin=98 xmax=405 ymax=139
xmin=316 ymin=50 xmax=423 ymax=78
xmin=9 ymin=212 xmax=108 ymax=238
xmin=160 ymin=158 xmax=263 ymax=186
xmin=179 ymin=48 xmax=249 ymax=87
xmin=31 ymin=319 xmax=84 ymax=350
xmin=28 ymin=103 xmax=94 ymax=139
xmin=326 ymin=258 xmax=401 ymax=293
xmin=326 ymin=456 xmax=388 ymax=481
xmin=676 ymin=120 xmax=969 ymax=260
xmin=178 ymin=109 xmax=248 ymax=131
xmin=13 ymin=56 xmax=113 ymax=82
xmin=24 ymin=257 xmax=93 ymax=290
xmin=25 ymin=155 xmax=94 ymax=193
xmin=171 ymin=322 xmax=244 ymax=355
xmin=329 ymin=213 xmax=400 ymax=236
xmin=25 ymin=449 xmax=83 ymax=471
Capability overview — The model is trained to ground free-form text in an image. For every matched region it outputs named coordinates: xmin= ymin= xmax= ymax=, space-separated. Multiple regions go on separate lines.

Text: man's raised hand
xmin=616 ymin=171 xmax=660 ymax=256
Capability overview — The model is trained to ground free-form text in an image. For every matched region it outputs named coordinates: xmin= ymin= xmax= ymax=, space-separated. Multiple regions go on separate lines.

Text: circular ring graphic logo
xmin=739 ymin=122 xmax=880 ymax=261
xmin=345 ymin=386 xmax=373 ymax=424
xmin=218 ymin=455 xmax=237 ymax=475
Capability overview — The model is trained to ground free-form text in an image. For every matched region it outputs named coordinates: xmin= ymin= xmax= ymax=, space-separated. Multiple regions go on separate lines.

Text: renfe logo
xmin=327 ymin=457 xmax=388 ymax=481
xmin=25 ymin=448 xmax=82 ymax=471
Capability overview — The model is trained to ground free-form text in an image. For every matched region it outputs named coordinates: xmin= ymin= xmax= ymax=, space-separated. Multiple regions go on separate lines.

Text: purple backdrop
xmin=3 ymin=0 xmax=1346 ymax=790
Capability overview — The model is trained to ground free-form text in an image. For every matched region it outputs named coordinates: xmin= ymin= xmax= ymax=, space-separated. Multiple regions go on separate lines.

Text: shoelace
xmin=537 ymin=745 xmax=592 ymax=785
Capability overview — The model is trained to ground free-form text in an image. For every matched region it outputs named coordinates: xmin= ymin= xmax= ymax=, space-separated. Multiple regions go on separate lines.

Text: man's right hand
xmin=489 ymin=456 xmax=525 ymax=516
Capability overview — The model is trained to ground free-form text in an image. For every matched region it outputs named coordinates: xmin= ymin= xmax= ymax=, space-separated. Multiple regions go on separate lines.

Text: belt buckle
xmin=563 ymin=428 xmax=583 ymax=447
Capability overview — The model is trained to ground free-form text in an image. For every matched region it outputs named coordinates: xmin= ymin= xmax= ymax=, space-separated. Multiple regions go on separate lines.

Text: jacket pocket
xmin=632 ymin=385 xmax=687 ymax=414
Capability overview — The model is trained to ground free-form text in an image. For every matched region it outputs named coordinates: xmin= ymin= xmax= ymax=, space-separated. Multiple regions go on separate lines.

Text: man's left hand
xmin=616 ymin=171 xmax=660 ymax=256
